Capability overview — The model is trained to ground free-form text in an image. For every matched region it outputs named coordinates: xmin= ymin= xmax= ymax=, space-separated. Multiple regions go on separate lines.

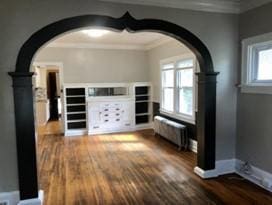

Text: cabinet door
xmin=122 ymin=101 xmax=134 ymax=123
xmin=88 ymin=102 xmax=101 ymax=129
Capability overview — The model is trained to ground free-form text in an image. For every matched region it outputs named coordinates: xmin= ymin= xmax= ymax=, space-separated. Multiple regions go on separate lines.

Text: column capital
xmin=8 ymin=72 xmax=34 ymax=87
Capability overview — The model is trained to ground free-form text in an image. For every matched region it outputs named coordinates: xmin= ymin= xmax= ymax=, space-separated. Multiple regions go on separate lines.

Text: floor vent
xmin=0 ymin=200 xmax=9 ymax=205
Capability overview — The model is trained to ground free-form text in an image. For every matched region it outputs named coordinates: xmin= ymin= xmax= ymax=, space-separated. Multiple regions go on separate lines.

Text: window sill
xmin=240 ymin=84 xmax=272 ymax=95
xmin=160 ymin=109 xmax=195 ymax=125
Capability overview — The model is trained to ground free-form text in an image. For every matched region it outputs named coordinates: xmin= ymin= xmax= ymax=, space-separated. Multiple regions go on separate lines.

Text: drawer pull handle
xmin=104 ymin=114 xmax=109 ymax=117
xmin=116 ymin=119 xmax=120 ymax=121
xmin=116 ymin=108 xmax=120 ymax=111
xmin=93 ymin=126 xmax=99 ymax=129
xmin=104 ymin=120 xmax=109 ymax=122
xmin=125 ymin=123 xmax=130 ymax=126
xmin=116 ymin=113 xmax=120 ymax=116
xmin=104 ymin=109 xmax=109 ymax=111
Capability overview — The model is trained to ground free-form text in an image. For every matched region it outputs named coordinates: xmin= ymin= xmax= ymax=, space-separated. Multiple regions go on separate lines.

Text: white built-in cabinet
xmin=63 ymin=83 xmax=152 ymax=136
xmin=88 ymin=99 xmax=134 ymax=134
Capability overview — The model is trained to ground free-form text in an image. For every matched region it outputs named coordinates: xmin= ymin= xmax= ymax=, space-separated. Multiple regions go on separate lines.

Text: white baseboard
xmin=0 ymin=190 xmax=43 ymax=205
xmin=216 ymin=159 xmax=237 ymax=175
xmin=194 ymin=158 xmax=272 ymax=192
xmin=189 ymin=139 xmax=197 ymax=153
xmin=194 ymin=166 xmax=218 ymax=178
xmin=194 ymin=159 xmax=236 ymax=178
xmin=0 ymin=191 xmax=19 ymax=205
xmin=235 ymin=159 xmax=272 ymax=192
xmin=65 ymin=129 xmax=87 ymax=137
xmin=135 ymin=122 xmax=154 ymax=131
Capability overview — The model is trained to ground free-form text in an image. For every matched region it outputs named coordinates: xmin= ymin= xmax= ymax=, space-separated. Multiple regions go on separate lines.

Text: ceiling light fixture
xmin=82 ymin=29 xmax=110 ymax=37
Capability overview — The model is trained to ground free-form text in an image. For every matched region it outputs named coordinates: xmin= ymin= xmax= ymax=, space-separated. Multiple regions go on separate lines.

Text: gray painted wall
xmin=34 ymin=47 xmax=149 ymax=83
xmin=237 ymin=3 xmax=272 ymax=173
xmin=0 ymin=0 xmax=238 ymax=192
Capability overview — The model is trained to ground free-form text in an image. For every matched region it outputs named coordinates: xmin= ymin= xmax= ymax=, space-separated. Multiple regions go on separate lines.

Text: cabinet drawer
xmin=101 ymin=107 xmax=122 ymax=113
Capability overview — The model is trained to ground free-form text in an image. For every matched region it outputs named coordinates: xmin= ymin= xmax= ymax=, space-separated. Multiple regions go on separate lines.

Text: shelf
xmin=66 ymin=103 xmax=86 ymax=106
xmin=135 ymin=94 xmax=149 ymax=97
xmin=66 ymin=88 xmax=85 ymax=96
xmin=66 ymin=95 xmax=85 ymax=98
xmin=135 ymin=100 xmax=150 ymax=103
xmin=136 ymin=113 xmax=151 ymax=116
xmin=135 ymin=86 xmax=149 ymax=95
xmin=67 ymin=121 xmax=86 ymax=129
xmin=67 ymin=128 xmax=87 ymax=131
xmin=67 ymin=111 xmax=86 ymax=114
xmin=67 ymin=119 xmax=86 ymax=123
xmin=136 ymin=115 xmax=149 ymax=124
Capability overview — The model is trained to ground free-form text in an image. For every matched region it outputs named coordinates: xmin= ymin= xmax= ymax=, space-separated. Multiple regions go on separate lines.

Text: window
xmin=160 ymin=55 xmax=196 ymax=124
xmin=256 ymin=48 xmax=272 ymax=81
xmin=241 ymin=32 xmax=272 ymax=94
xmin=161 ymin=64 xmax=174 ymax=112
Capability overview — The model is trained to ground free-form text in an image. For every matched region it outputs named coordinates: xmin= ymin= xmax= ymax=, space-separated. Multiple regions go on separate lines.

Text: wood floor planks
xmin=37 ymin=121 xmax=272 ymax=205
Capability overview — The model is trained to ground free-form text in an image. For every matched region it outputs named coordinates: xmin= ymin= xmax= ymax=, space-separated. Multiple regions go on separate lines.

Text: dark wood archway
xmin=9 ymin=12 xmax=218 ymax=200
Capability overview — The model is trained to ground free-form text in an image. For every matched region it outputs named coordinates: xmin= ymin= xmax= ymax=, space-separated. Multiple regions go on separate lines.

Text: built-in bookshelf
xmin=134 ymin=83 xmax=152 ymax=126
xmin=63 ymin=83 xmax=153 ymax=136
xmin=65 ymin=87 xmax=87 ymax=135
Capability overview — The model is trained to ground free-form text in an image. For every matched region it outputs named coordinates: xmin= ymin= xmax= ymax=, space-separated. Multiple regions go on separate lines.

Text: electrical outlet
xmin=0 ymin=200 xmax=9 ymax=205
xmin=240 ymin=161 xmax=252 ymax=175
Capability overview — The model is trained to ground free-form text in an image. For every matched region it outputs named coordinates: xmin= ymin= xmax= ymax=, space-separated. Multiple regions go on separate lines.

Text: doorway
xmin=9 ymin=13 xmax=217 ymax=201
xmin=33 ymin=62 xmax=64 ymax=136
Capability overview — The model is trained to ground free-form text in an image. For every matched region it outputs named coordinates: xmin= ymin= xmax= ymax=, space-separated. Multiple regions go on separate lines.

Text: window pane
xmin=163 ymin=88 xmax=174 ymax=112
xmin=257 ymin=48 xmax=272 ymax=80
xmin=177 ymin=68 xmax=193 ymax=87
xmin=179 ymin=88 xmax=193 ymax=115
xmin=177 ymin=59 xmax=194 ymax=68
xmin=162 ymin=70 xmax=174 ymax=87
xmin=162 ymin=63 xmax=174 ymax=70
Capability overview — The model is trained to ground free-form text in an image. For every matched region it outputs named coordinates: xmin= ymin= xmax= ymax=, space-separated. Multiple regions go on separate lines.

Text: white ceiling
xmin=53 ymin=30 xmax=167 ymax=45
xmin=99 ymin=0 xmax=272 ymax=13
xmin=47 ymin=30 xmax=174 ymax=50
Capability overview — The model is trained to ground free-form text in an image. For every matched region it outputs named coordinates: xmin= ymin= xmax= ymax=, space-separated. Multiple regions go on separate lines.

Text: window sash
xmin=162 ymin=87 xmax=174 ymax=112
xmin=160 ymin=55 xmax=195 ymax=123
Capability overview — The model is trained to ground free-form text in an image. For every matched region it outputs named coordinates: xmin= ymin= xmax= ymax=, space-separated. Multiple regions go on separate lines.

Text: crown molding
xmin=46 ymin=38 xmax=174 ymax=50
xmin=100 ymin=0 xmax=241 ymax=14
xmin=240 ymin=0 xmax=272 ymax=12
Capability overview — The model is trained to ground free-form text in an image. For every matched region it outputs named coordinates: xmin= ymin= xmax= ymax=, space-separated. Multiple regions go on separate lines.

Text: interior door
xmin=47 ymin=72 xmax=59 ymax=120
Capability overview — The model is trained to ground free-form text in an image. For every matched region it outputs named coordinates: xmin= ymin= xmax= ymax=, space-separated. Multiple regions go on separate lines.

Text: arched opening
xmin=9 ymin=13 xmax=218 ymax=201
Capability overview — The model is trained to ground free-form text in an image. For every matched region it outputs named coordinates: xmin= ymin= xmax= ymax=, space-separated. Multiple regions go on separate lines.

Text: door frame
xmin=9 ymin=12 xmax=218 ymax=200
xmin=33 ymin=61 xmax=64 ymax=130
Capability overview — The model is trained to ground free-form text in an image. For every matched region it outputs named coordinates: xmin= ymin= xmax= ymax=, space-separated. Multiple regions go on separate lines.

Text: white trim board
xmin=194 ymin=159 xmax=272 ymax=192
xmin=100 ymin=0 xmax=272 ymax=14
xmin=240 ymin=32 xmax=272 ymax=95
xmin=0 ymin=190 xmax=43 ymax=205
xmin=100 ymin=0 xmax=241 ymax=13
xmin=236 ymin=159 xmax=272 ymax=192
xmin=240 ymin=0 xmax=272 ymax=13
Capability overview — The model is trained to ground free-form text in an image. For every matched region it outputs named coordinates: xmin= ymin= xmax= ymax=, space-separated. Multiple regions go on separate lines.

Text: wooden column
xmin=196 ymin=72 xmax=218 ymax=170
xmin=9 ymin=72 xmax=39 ymax=200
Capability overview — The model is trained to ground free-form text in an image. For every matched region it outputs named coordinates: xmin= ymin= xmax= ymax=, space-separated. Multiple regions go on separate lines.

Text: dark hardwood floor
xmin=37 ymin=121 xmax=272 ymax=205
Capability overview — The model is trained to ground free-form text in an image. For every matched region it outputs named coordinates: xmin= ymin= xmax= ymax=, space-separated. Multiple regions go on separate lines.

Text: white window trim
xmin=160 ymin=54 xmax=196 ymax=125
xmin=241 ymin=32 xmax=272 ymax=94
